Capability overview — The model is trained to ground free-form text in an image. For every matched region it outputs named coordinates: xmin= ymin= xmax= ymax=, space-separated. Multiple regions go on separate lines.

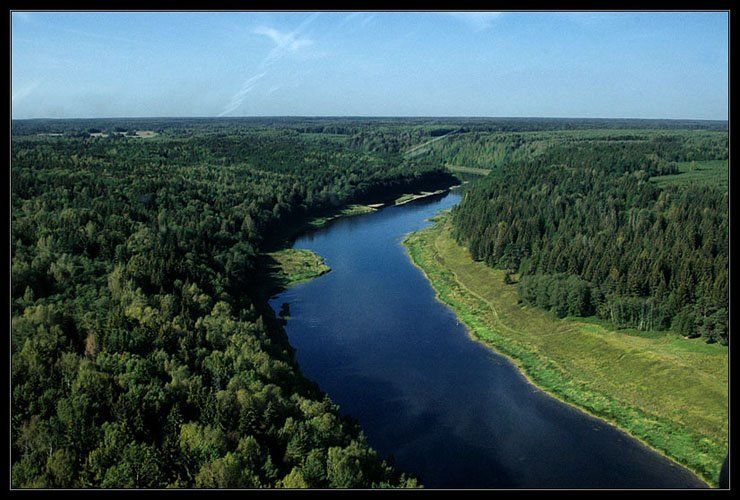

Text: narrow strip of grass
xmin=394 ymin=190 xmax=446 ymax=205
xmin=308 ymin=204 xmax=377 ymax=228
xmin=403 ymin=218 xmax=728 ymax=486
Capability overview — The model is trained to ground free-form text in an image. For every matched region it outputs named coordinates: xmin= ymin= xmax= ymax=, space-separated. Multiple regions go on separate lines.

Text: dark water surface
xmin=269 ymin=191 xmax=705 ymax=489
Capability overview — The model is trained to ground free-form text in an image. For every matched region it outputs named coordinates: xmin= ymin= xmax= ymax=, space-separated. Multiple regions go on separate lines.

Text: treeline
xmin=452 ymin=133 xmax=728 ymax=344
xmin=11 ymin=124 xmax=457 ymax=487
xmin=13 ymin=116 xmax=726 ymax=139
xmin=421 ymin=129 xmax=728 ymax=171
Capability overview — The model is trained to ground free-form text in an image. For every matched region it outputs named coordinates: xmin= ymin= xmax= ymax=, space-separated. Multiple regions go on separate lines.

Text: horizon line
xmin=10 ymin=115 xmax=729 ymax=122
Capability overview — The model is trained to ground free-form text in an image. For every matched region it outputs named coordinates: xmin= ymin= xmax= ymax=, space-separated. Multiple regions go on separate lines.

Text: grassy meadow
xmin=404 ymin=218 xmax=728 ymax=486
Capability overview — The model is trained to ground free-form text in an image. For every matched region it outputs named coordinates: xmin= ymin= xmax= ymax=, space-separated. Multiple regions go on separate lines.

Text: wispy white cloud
xmin=254 ymin=26 xmax=314 ymax=52
xmin=219 ymin=13 xmax=320 ymax=117
xmin=447 ymin=12 xmax=504 ymax=31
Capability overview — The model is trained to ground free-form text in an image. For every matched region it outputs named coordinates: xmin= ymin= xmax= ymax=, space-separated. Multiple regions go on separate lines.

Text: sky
xmin=11 ymin=11 xmax=729 ymax=120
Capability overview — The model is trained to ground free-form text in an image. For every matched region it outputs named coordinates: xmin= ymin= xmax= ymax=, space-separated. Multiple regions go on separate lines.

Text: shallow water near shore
xmin=269 ymin=191 xmax=706 ymax=489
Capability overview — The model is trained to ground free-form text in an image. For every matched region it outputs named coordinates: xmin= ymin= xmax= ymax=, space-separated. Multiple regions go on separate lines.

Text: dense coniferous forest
xmin=450 ymin=132 xmax=728 ymax=343
xmin=11 ymin=117 xmax=729 ymax=488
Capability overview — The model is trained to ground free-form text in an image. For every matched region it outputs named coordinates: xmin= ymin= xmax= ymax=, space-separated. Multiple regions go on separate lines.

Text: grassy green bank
xmin=403 ymin=218 xmax=728 ymax=486
xmin=264 ymin=248 xmax=331 ymax=291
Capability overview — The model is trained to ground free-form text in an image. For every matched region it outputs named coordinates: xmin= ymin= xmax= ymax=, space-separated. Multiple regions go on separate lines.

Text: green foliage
xmin=651 ymin=160 xmax=728 ymax=190
xmin=12 ymin=117 xmax=726 ymax=488
xmin=423 ymin=128 xmax=726 ymax=172
xmin=451 ymin=131 xmax=728 ymax=343
xmin=519 ymin=274 xmax=593 ymax=318
xmin=265 ymin=249 xmax=330 ymax=291
xmin=10 ymin=119 xmax=445 ymax=488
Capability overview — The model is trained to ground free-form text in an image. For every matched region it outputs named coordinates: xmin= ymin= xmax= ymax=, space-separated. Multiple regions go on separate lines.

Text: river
xmin=268 ymin=190 xmax=705 ymax=489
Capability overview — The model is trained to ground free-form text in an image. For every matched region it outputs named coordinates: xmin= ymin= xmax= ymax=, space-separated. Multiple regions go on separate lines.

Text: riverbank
xmin=265 ymin=248 xmax=331 ymax=288
xmin=308 ymin=204 xmax=379 ymax=229
xmin=394 ymin=189 xmax=447 ymax=206
xmin=257 ymin=183 xmax=456 ymax=304
xmin=258 ymin=248 xmax=332 ymax=300
xmin=403 ymin=217 xmax=727 ymax=487
xmin=262 ymin=187 xmax=453 ymax=289
xmin=259 ymin=171 xmax=459 ymax=253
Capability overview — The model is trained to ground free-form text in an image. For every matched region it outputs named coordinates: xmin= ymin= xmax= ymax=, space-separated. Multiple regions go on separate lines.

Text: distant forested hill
xmin=450 ymin=130 xmax=728 ymax=343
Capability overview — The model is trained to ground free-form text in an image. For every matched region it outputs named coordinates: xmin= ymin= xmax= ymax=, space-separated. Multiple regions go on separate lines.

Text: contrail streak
xmin=12 ymin=79 xmax=43 ymax=103
xmin=218 ymin=13 xmax=320 ymax=117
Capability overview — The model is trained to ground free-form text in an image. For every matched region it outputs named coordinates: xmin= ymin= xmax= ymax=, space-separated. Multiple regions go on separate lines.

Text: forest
xmin=10 ymin=119 xmax=457 ymax=488
xmin=10 ymin=117 xmax=729 ymax=488
xmin=449 ymin=131 xmax=728 ymax=343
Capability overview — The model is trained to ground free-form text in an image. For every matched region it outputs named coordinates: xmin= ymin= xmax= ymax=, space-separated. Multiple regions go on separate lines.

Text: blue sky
xmin=11 ymin=11 xmax=728 ymax=120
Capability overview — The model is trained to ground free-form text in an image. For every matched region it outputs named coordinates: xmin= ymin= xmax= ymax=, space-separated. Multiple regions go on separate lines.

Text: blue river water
xmin=269 ymin=190 xmax=705 ymax=489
